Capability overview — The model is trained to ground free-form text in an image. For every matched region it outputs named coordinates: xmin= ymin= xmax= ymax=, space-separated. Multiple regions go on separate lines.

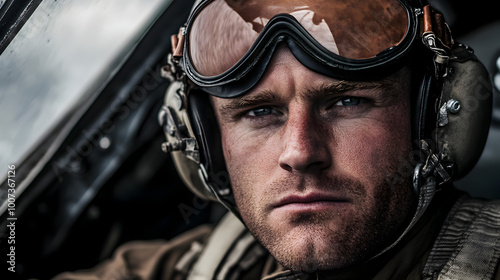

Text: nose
xmin=278 ymin=107 xmax=332 ymax=173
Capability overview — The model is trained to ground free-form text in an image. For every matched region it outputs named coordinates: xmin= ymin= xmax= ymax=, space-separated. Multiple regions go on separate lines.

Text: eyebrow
xmin=304 ymin=80 xmax=393 ymax=100
xmin=218 ymin=91 xmax=280 ymax=112
xmin=217 ymin=79 xmax=394 ymax=112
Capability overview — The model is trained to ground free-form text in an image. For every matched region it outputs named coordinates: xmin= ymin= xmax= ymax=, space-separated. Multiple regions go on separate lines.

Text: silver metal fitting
xmin=446 ymin=99 xmax=461 ymax=114
xmin=438 ymin=99 xmax=461 ymax=127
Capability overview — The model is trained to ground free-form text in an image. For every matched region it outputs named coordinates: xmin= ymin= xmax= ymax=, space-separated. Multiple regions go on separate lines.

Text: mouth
xmin=273 ymin=193 xmax=351 ymax=212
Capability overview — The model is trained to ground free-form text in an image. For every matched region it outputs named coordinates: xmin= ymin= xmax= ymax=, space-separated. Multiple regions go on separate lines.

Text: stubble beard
xmin=233 ymin=169 xmax=416 ymax=273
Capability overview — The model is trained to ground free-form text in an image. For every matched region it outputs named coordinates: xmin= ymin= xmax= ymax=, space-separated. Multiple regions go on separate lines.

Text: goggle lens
xmin=188 ymin=0 xmax=409 ymax=77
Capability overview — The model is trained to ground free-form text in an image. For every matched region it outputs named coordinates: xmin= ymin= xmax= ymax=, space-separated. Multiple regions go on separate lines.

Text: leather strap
xmin=422 ymin=5 xmax=454 ymax=52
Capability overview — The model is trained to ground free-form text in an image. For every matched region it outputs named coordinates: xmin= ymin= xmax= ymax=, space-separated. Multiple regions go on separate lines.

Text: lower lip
xmin=275 ymin=201 xmax=349 ymax=213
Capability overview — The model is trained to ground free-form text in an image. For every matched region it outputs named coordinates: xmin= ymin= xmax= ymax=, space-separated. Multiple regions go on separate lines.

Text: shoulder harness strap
xmin=183 ymin=212 xmax=266 ymax=280
xmin=186 ymin=213 xmax=246 ymax=280
xmin=422 ymin=195 xmax=500 ymax=280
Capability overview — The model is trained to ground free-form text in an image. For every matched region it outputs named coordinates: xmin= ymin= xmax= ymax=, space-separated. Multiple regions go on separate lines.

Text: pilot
xmin=55 ymin=0 xmax=500 ymax=279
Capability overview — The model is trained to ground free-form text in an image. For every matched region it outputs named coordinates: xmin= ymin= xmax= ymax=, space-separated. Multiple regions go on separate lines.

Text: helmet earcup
xmin=434 ymin=45 xmax=493 ymax=179
xmin=160 ymin=83 xmax=238 ymax=212
xmin=187 ymin=90 xmax=237 ymax=210
xmin=413 ymin=44 xmax=493 ymax=183
xmin=160 ymin=81 xmax=217 ymax=201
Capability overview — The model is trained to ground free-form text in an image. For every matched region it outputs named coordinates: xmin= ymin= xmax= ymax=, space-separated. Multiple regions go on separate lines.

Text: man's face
xmin=211 ymin=47 xmax=416 ymax=272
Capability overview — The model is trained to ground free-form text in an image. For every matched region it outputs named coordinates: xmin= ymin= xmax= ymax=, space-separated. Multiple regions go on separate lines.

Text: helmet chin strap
xmin=371 ymin=164 xmax=437 ymax=260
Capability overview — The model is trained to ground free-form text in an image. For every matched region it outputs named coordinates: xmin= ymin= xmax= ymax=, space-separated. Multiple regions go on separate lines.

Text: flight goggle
xmin=171 ymin=0 xmax=423 ymax=98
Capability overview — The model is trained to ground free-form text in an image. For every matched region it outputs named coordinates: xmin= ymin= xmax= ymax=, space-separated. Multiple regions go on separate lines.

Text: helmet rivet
xmin=446 ymin=99 xmax=461 ymax=114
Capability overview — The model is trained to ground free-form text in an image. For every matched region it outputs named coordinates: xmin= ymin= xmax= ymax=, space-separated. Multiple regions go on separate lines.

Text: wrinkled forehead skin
xmin=189 ymin=0 xmax=408 ymax=77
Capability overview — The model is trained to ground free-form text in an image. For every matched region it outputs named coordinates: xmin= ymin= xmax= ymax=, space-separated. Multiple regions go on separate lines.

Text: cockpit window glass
xmin=0 ymin=0 xmax=171 ymax=173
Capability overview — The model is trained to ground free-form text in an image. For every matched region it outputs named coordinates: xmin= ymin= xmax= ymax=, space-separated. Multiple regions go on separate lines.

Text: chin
xmin=264 ymin=223 xmax=366 ymax=272
xmin=274 ymin=244 xmax=352 ymax=272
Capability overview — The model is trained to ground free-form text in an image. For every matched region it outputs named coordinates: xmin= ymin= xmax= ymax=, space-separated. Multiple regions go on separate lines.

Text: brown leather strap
xmin=171 ymin=28 xmax=185 ymax=59
xmin=422 ymin=5 xmax=454 ymax=52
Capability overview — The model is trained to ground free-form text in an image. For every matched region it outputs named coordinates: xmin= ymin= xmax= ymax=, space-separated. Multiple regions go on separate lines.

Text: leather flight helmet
xmin=158 ymin=0 xmax=493 ymax=215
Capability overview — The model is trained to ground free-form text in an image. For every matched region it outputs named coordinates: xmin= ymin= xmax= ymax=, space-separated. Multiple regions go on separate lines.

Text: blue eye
xmin=336 ymin=97 xmax=362 ymax=106
xmin=248 ymin=107 xmax=275 ymax=117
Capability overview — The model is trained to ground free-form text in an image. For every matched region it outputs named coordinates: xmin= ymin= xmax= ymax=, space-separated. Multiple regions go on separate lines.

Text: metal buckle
xmin=159 ymin=105 xmax=200 ymax=162
xmin=421 ymin=5 xmax=454 ymax=79
xmin=419 ymin=140 xmax=451 ymax=184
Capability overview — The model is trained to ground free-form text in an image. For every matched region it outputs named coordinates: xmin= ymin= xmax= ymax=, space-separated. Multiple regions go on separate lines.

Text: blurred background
xmin=0 ymin=0 xmax=498 ymax=279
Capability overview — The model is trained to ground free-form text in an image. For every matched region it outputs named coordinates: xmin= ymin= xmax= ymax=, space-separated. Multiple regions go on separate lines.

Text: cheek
xmin=220 ymin=124 xmax=245 ymax=168
xmin=219 ymin=128 xmax=260 ymax=219
xmin=221 ymin=127 xmax=250 ymax=171
xmin=221 ymin=123 xmax=278 ymax=169
xmin=219 ymin=124 xmax=285 ymax=212
xmin=335 ymin=106 xmax=412 ymax=184
xmin=220 ymin=125 xmax=273 ymax=191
